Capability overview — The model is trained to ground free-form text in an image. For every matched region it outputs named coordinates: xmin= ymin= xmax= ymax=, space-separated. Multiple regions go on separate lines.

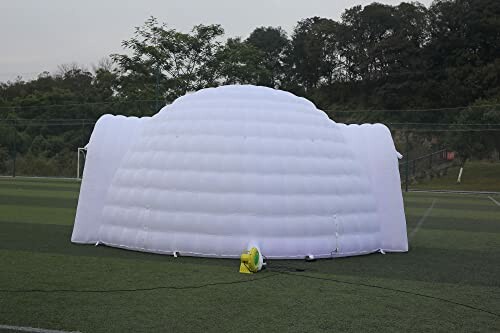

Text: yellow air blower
xmin=239 ymin=247 xmax=264 ymax=274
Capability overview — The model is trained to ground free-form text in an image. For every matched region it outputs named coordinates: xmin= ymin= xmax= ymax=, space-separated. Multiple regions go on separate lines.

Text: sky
xmin=0 ymin=0 xmax=433 ymax=82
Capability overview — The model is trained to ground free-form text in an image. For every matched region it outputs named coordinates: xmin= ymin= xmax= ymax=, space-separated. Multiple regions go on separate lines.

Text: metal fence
xmin=1 ymin=101 xmax=499 ymax=191
xmin=399 ymin=149 xmax=457 ymax=192
xmin=0 ymin=100 xmax=159 ymax=178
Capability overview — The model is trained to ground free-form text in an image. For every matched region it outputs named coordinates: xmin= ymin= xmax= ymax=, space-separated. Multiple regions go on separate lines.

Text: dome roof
xmin=73 ymin=85 xmax=408 ymax=259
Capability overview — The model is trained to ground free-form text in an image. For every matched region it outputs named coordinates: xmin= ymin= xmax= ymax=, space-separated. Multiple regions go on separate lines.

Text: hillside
xmin=413 ymin=161 xmax=500 ymax=192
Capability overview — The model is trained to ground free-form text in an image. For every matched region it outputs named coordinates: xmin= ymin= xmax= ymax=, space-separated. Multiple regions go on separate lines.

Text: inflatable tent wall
xmin=72 ymin=85 xmax=408 ymax=259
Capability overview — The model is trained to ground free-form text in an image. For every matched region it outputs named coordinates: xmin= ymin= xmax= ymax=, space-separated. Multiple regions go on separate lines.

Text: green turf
xmin=412 ymin=161 xmax=500 ymax=192
xmin=0 ymin=177 xmax=499 ymax=332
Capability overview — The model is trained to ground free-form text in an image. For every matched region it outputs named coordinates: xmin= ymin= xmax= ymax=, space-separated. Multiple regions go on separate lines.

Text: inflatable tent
xmin=72 ymin=85 xmax=408 ymax=259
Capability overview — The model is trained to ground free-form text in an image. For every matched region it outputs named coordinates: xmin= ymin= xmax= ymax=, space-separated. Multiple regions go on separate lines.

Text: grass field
xmin=0 ymin=177 xmax=499 ymax=332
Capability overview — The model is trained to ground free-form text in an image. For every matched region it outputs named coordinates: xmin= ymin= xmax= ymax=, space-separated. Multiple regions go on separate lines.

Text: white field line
xmin=488 ymin=196 xmax=500 ymax=207
xmin=409 ymin=189 xmax=500 ymax=195
xmin=409 ymin=199 xmax=437 ymax=241
xmin=0 ymin=325 xmax=80 ymax=333
xmin=0 ymin=175 xmax=80 ymax=181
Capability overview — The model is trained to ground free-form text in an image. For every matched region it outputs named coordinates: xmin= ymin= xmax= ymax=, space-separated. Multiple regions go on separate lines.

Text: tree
xmin=91 ymin=58 xmax=118 ymax=101
xmin=285 ymin=17 xmax=340 ymax=92
xmin=1 ymin=0 xmax=499 ymax=177
xmin=215 ymin=38 xmax=269 ymax=85
xmin=425 ymin=0 xmax=500 ymax=107
xmin=446 ymin=99 xmax=500 ymax=171
xmin=112 ymin=17 xmax=224 ymax=102
xmin=338 ymin=3 xmax=428 ymax=85
xmin=246 ymin=26 xmax=289 ymax=87
xmin=0 ymin=144 xmax=8 ymax=173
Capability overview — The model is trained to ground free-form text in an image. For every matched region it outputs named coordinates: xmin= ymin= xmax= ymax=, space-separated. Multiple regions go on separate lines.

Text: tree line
xmin=0 ymin=0 xmax=499 ymax=176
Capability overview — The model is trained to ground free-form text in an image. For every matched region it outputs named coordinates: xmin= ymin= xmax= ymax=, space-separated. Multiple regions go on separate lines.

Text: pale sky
xmin=0 ymin=0 xmax=432 ymax=82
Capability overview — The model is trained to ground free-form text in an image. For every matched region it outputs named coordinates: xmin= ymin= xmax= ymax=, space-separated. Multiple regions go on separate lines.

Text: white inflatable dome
xmin=72 ymin=85 xmax=408 ymax=259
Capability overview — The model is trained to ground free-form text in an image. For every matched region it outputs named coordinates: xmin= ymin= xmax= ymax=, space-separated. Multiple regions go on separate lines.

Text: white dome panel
xmin=72 ymin=85 xmax=407 ymax=259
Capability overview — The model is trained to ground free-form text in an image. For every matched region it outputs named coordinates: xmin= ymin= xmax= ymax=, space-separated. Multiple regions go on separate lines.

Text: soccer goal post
xmin=77 ymin=147 xmax=87 ymax=179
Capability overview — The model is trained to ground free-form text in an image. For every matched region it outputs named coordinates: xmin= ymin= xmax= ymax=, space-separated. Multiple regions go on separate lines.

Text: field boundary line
xmin=409 ymin=189 xmax=500 ymax=195
xmin=0 ymin=176 xmax=80 ymax=182
xmin=0 ymin=324 xmax=80 ymax=333
xmin=409 ymin=199 xmax=436 ymax=241
xmin=488 ymin=196 xmax=500 ymax=207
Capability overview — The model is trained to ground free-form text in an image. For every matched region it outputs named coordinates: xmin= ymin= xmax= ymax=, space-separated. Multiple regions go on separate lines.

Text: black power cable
xmin=267 ymin=269 xmax=500 ymax=318
xmin=0 ymin=263 xmax=498 ymax=319
xmin=0 ymin=273 xmax=279 ymax=294
xmin=261 ymin=255 xmax=500 ymax=318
